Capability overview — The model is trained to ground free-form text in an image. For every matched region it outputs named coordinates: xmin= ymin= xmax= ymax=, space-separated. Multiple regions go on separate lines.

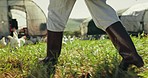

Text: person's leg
xmin=42 ymin=30 xmax=63 ymax=76
xmin=42 ymin=30 xmax=63 ymax=65
xmin=106 ymin=21 xmax=144 ymax=71
xmin=40 ymin=0 xmax=76 ymax=76
xmin=42 ymin=0 xmax=76 ymax=64
xmin=85 ymin=0 xmax=144 ymax=71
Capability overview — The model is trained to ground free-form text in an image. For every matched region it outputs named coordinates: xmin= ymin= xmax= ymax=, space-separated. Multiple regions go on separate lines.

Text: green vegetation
xmin=0 ymin=36 xmax=148 ymax=78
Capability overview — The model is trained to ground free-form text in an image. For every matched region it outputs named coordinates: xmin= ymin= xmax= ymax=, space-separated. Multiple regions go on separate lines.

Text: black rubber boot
xmin=41 ymin=30 xmax=63 ymax=64
xmin=39 ymin=30 xmax=63 ymax=77
xmin=105 ymin=21 xmax=144 ymax=71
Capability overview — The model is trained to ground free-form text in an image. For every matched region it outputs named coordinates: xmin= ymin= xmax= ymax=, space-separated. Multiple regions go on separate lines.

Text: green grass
xmin=0 ymin=36 xmax=148 ymax=78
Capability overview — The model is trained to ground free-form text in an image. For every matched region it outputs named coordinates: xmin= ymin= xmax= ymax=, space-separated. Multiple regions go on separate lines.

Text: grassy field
xmin=0 ymin=36 xmax=148 ymax=78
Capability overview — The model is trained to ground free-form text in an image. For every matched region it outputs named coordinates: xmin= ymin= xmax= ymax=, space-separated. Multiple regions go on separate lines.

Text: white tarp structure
xmin=80 ymin=3 xmax=148 ymax=36
xmin=0 ymin=0 xmax=46 ymax=36
xmin=0 ymin=0 xmax=9 ymax=36
xmin=120 ymin=3 xmax=148 ymax=34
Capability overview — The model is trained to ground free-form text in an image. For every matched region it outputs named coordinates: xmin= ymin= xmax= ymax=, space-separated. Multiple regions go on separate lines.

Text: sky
xmin=33 ymin=0 xmax=148 ymax=19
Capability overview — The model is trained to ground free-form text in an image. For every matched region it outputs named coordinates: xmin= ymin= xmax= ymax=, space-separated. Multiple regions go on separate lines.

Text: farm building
xmin=0 ymin=0 xmax=47 ymax=37
xmin=80 ymin=3 xmax=148 ymax=36
xmin=120 ymin=2 xmax=148 ymax=35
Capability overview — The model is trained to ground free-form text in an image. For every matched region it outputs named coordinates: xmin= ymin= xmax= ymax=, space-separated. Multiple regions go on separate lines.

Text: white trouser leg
xmin=47 ymin=0 xmax=76 ymax=32
xmin=85 ymin=0 xmax=120 ymax=30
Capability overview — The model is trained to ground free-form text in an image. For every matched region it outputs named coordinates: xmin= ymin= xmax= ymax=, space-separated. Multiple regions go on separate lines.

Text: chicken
xmin=7 ymin=31 xmax=26 ymax=48
xmin=29 ymin=36 xmax=42 ymax=44
xmin=19 ymin=36 xmax=26 ymax=47
xmin=63 ymin=35 xmax=68 ymax=44
xmin=0 ymin=37 xmax=7 ymax=47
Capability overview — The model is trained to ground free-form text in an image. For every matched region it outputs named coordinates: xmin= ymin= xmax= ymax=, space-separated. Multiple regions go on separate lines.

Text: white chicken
xmin=7 ymin=31 xmax=26 ymax=48
xmin=63 ymin=35 xmax=68 ymax=44
xmin=0 ymin=37 xmax=7 ymax=47
xmin=19 ymin=36 xmax=26 ymax=47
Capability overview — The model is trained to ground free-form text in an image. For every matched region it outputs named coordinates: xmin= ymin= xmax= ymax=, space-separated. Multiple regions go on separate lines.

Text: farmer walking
xmin=41 ymin=0 xmax=144 ymax=76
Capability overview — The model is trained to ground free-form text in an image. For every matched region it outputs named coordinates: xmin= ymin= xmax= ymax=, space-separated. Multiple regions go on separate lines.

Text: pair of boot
xmin=42 ymin=21 xmax=144 ymax=72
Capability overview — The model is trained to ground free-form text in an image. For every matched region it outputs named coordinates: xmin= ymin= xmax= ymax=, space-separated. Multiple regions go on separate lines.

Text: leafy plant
xmin=0 ymin=36 xmax=147 ymax=78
